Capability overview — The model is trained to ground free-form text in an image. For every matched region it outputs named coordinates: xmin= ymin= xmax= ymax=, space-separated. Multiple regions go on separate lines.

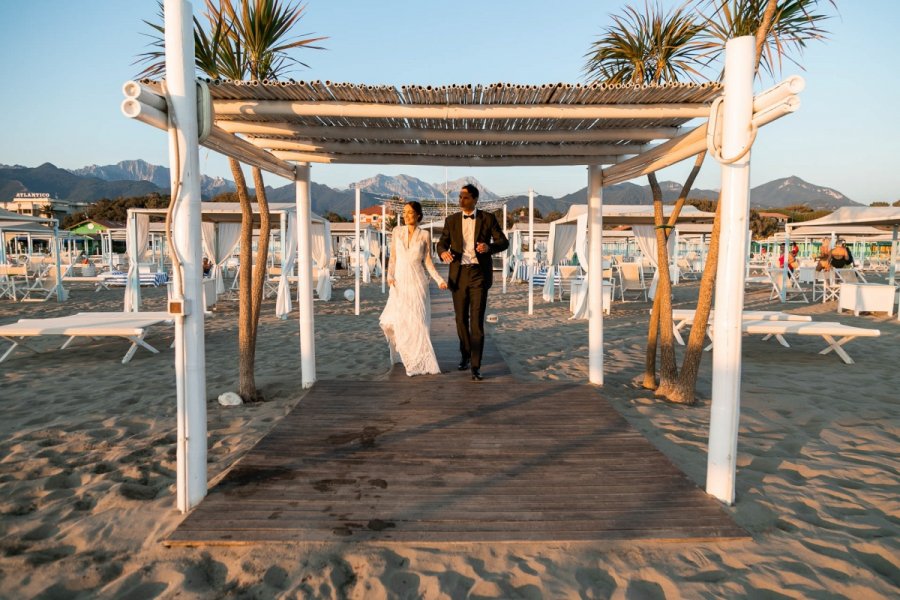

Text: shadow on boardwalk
xmin=168 ymin=292 xmax=746 ymax=545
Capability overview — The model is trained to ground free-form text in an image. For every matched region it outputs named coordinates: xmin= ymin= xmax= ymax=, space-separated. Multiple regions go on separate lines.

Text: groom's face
xmin=458 ymin=188 xmax=477 ymax=213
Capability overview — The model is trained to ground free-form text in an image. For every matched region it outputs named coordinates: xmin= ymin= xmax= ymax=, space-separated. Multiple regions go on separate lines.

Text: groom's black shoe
xmin=471 ymin=368 xmax=483 ymax=381
xmin=457 ymin=358 xmax=470 ymax=371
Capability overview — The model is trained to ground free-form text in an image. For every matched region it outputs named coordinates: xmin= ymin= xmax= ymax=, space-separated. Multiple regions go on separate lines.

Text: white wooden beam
xmin=215 ymin=120 xmax=681 ymax=142
xmin=250 ymin=138 xmax=646 ymax=157
xmin=270 ymin=151 xmax=625 ymax=167
xmin=707 ymin=36 xmax=755 ymax=506
xmin=213 ymin=100 xmax=711 ymax=120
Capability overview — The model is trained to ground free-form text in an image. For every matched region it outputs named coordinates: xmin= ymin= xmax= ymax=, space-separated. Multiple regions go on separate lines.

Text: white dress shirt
xmin=461 ymin=210 xmax=477 ymax=265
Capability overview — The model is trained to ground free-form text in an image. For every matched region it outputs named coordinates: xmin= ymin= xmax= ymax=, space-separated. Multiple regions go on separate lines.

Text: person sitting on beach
xmin=829 ymin=240 xmax=854 ymax=269
xmin=202 ymin=257 xmax=213 ymax=277
xmin=815 ymin=238 xmax=831 ymax=272
xmin=778 ymin=248 xmax=797 ymax=272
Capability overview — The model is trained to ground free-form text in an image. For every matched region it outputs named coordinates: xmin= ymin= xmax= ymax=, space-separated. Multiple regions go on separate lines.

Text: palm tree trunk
xmin=231 ymin=158 xmax=258 ymax=401
xmin=250 ymin=167 xmax=271 ymax=360
xmin=643 ymin=291 xmax=661 ymax=389
xmin=648 ymin=173 xmax=678 ymax=388
xmin=666 ymin=198 xmax=723 ymax=405
xmin=755 ymin=0 xmax=780 ymax=67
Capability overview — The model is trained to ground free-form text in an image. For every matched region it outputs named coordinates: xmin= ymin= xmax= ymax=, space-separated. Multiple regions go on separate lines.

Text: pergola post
xmin=707 ymin=36 xmax=755 ymax=505
xmin=165 ymin=0 xmax=207 ymax=513
xmin=381 ymin=203 xmax=386 ymax=294
xmin=502 ymin=204 xmax=508 ymax=294
xmin=528 ymin=189 xmax=534 ymax=316
xmin=588 ymin=164 xmax=604 ymax=385
xmin=354 ymin=188 xmax=360 ymax=316
xmin=295 ymin=163 xmax=316 ymax=389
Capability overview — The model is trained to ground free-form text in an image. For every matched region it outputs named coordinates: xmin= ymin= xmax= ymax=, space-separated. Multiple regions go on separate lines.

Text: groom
xmin=437 ymin=184 xmax=509 ymax=381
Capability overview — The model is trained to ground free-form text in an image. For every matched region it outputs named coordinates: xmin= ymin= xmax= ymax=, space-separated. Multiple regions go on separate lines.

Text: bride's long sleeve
xmin=388 ymin=227 xmax=398 ymax=282
xmin=423 ymin=231 xmax=446 ymax=286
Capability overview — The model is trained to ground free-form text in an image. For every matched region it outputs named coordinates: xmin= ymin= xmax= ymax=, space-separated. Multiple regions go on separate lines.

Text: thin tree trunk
xmin=250 ymin=167 xmax=271 ymax=363
xmin=652 ymin=152 xmax=705 ymax=399
xmin=755 ymin=0 xmax=780 ymax=68
xmin=643 ymin=290 xmax=661 ymax=389
xmin=666 ymin=198 xmax=723 ymax=405
xmin=648 ymin=173 xmax=677 ymax=387
xmin=231 ymin=158 xmax=257 ymax=401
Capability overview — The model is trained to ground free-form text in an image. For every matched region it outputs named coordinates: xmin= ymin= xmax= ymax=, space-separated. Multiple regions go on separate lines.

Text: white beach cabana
xmin=0 ymin=209 xmax=67 ymax=301
xmin=127 ymin=203 xmax=331 ymax=316
xmin=124 ymin=3 xmax=800 ymax=512
xmin=788 ymin=207 xmax=900 ymax=316
xmin=545 ymin=205 xmax=716 ymax=306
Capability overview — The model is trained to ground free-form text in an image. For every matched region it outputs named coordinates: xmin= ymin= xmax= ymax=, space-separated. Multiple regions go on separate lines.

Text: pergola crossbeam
xmin=249 ymin=138 xmax=646 ymax=157
xmin=215 ymin=121 xmax=681 ymax=142
xmin=269 ymin=151 xmax=624 ymax=166
xmin=213 ymin=100 xmax=712 ymax=120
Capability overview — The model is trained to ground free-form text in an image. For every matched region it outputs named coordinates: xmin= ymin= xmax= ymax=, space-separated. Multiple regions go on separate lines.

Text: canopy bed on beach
xmin=126 ymin=204 xmax=331 ymax=318
xmin=122 ymin=2 xmax=804 ymax=512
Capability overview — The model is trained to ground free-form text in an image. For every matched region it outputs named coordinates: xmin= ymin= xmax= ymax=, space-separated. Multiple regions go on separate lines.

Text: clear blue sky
xmin=1 ymin=1 xmax=897 ymax=203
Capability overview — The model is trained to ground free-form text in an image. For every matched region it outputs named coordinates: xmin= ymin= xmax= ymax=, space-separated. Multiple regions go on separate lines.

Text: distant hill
xmin=557 ymin=176 xmax=859 ymax=211
xmin=72 ymin=159 xmax=235 ymax=199
xmin=2 ymin=161 xmax=862 ymax=218
xmin=0 ymin=163 xmax=160 ymax=203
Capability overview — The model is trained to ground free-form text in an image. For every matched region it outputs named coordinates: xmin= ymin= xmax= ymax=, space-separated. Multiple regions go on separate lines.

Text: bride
xmin=380 ymin=201 xmax=448 ymax=376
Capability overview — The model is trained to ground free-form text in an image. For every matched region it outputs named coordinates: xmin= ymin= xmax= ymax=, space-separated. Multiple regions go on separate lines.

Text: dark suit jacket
xmin=436 ymin=210 xmax=509 ymax=291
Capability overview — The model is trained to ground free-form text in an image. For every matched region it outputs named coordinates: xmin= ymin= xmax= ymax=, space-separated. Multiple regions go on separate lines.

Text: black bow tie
xmin=463 ymin=214 xmax=475 ymax=220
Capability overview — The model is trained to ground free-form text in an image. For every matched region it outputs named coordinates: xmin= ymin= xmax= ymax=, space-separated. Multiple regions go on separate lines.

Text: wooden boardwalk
xmin=168 ymin=292 xmax=746 ymax=545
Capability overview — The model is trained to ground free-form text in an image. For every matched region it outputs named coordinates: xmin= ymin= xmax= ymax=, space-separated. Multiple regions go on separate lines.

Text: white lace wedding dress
xmin=379 ymin=226 xmax=446 ymax=376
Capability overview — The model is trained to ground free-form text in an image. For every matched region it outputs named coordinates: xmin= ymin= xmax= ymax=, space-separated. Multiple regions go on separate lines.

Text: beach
xmin=0 ymin=275 xmax=898 ymax=599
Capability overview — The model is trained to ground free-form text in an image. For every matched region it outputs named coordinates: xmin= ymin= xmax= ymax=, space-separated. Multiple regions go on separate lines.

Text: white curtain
xmin=124 ymin=213 xmax=149 ymax=312
xmin=570 ymin=214 xmax=592 ymax=319
xmin=276 ymin=214 xmax=297 ymax=319
xmin=311 ymin=220 xmax=332 ymax=268
xmin=633 ymin=225 xmax=676 ymax=300
xmin=201 ymin=222 xmax=241 ymax=295
xmin=549 ymin=222 xmax=578 ymax=266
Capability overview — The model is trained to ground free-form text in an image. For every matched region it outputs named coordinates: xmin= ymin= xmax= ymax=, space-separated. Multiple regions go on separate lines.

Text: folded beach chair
xmin=768 ymin=268 xmax=809 ymax=303
xmin=20 ymin=266 xmax=68 ymax=302
xmin=740 ymin=320 xmax=880 ymax=364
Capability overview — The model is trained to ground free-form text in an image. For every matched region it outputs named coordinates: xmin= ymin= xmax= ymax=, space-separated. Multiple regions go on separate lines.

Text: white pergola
xmin=126 ymin=0 xmax=804 ymax=512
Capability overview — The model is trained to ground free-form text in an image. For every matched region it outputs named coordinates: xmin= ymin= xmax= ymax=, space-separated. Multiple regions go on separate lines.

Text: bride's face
xmin=402 ymin=205 xmax=418 ymax=226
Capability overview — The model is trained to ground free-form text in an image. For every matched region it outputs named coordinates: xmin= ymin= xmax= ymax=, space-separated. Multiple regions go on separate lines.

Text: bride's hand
xmin=439 ymin=282 xmax=448 ymax=290
xmin=388 ymin=276 xmax=395 ymax=287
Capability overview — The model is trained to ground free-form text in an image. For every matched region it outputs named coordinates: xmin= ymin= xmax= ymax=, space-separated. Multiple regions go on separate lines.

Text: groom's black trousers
xmin=452 ymin=264 xmax=488 ymax=369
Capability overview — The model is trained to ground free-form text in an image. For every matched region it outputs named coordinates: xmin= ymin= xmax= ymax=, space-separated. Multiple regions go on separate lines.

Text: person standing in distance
xmin=437 ymin=184 xmax=509 ymax=381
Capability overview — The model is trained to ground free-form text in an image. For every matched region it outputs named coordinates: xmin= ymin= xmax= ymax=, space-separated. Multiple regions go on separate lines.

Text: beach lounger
xmin=740 ymin=320 xmax=880 ymax=364
xmin=0 ymin=311 xmax=173 ymax=364
xmin=669 ymin=309 xmax=812 ymax=346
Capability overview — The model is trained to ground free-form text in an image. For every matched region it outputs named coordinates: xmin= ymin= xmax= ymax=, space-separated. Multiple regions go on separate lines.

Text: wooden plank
xmin=168 ymin=292 xmax=746 ymax=545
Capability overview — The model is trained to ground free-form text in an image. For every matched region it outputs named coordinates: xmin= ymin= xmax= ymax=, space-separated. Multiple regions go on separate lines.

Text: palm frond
xmin=698 ymin=0 xmax=836 ymax=78
xmin=584 ymin=1 xmax=709 ymax=85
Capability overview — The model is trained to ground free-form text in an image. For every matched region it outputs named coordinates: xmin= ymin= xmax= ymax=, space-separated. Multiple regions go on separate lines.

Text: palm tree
xmin=659 ymin=0 xmax=835 ymax=404
xmin=585 ymin=2 xmax=710 ymax=391
xmin=137 ymin=0 xmax=325 ymax=401
xmin=585 ymin=0 xmax=834 ymax=403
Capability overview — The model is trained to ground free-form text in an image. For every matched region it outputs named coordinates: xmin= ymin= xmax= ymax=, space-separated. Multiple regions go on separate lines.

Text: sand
xmin=0 ymin=272 xmax=897 ymax=599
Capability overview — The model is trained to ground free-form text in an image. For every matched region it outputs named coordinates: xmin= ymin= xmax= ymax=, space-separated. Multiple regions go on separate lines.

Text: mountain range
xmin=0 ymin=159 xmax=862 ymax=218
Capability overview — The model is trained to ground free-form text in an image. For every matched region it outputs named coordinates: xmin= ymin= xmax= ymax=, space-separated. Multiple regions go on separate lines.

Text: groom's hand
xmin=476 ymin=242 xmax=489 ymax=254
xmin=440 ymin=251 xmax=453 ymax=263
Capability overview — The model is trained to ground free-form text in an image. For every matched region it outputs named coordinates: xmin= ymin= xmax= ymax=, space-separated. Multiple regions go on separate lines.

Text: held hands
xmin=440 ymin=251 xmax=453 ymax=263
xmin=476 ymin=242 xmax=489 ymax=254
xmin=438 ymin=282 xmax=448 ymax=290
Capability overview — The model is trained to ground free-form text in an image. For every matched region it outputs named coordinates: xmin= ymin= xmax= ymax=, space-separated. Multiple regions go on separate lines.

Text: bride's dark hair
xmin=406 ymin=201 xmax=424 ymax=223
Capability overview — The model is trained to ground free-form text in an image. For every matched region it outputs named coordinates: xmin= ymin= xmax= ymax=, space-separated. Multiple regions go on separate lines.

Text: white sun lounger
xmin=669 ymin=309 xmax=812 ymax=346
xmin=0 ymin=312 xmax=173 ymax=364
xmin=740 ymin=320 xmax=880 ymax=364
